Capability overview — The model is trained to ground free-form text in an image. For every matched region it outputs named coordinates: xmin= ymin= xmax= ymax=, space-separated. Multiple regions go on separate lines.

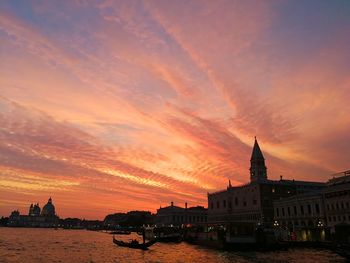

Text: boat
xmin=112 ymin=236 xmax=157 ymax=250
xmin=154 ymin=226 xmax=183 ymax=242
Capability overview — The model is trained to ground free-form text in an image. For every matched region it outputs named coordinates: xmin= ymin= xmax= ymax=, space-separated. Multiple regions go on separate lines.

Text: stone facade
xmin=207 ymin=138 xmax=325 ymax=233
xmin=273 ymin=192 xmax=326 ymax=241
xmin=156 ymin=202 xmax=207 ymax=226
xmin=323 ymin=172 xmax=350 ymax=235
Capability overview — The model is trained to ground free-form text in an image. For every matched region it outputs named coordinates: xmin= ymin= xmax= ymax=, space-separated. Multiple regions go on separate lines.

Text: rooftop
xmin=327 ymin=170 xmax=350 ymax=185
xmin=208 ymin=178 xmax=325 ymax=196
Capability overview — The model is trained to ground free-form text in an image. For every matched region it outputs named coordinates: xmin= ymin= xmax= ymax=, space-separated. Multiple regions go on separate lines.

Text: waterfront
xmin=0 ymin=228 xmax=347 ymax=263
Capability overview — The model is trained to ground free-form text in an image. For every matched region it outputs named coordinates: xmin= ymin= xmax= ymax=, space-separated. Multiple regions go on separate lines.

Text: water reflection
xmin=0 ymin=228 xmax=346 ymax=263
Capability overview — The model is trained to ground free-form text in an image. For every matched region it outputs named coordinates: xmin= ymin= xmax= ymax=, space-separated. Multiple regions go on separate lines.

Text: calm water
xmin=0 ymin=228 xmax=346 ymax=263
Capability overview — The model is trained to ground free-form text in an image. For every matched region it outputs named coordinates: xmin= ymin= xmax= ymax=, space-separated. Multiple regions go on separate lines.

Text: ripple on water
xmin=0 ymin=228 xmax=348 ymax=263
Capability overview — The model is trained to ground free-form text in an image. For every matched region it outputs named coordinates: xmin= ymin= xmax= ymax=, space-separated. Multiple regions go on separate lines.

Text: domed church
xmin=41 ymin=197 xmax=56 ymax=217
xmin=29 ymin=203 xmax=41 ymax=216
xmin=8 ymin=197 xmax=59 ymax=227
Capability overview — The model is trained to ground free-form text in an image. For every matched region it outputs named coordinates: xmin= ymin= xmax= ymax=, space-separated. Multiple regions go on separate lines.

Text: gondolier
xmin=112 ymin=235 xmax=157 ymax=250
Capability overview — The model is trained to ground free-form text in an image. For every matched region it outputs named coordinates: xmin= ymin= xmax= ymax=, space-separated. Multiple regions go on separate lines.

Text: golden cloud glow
xmin=0 ymin=0 xmax=349 ymax=219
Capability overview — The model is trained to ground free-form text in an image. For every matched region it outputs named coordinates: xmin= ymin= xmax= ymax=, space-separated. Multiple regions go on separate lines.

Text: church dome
xmin=41 ymin=197 xmax=55 ymax=217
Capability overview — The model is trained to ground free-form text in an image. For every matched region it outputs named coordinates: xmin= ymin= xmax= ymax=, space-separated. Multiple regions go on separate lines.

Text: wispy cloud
xmin=0 ymin=0 xmax=349 ymax=218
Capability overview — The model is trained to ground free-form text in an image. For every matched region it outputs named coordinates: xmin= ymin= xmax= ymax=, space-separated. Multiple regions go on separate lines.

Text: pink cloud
xmin=1 ymin=0 xmax=349 ymax=219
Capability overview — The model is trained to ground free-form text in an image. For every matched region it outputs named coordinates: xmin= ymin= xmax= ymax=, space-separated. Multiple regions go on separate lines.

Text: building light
xmin=317 ymin=220 xmax=323 ymax=227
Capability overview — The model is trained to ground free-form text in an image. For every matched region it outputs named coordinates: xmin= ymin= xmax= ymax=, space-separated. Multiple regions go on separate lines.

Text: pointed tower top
xmin=228 ymin=179 xmax=232 ymax=188
xmin=250 ymin=137 xmax=265 ymax=161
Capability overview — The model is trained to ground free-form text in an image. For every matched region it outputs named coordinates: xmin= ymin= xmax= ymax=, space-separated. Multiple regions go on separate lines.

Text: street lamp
xmin=317 ymin=220 xmax=323 ymax=227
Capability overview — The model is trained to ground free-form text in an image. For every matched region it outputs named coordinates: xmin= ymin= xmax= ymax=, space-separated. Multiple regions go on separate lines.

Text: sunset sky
xmin=1 ymin=0 xmax=349 ymax=219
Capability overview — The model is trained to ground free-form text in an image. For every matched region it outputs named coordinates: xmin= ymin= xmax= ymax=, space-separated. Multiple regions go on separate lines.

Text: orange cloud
xmin=1 ymin=0 xmax=349 ymax=219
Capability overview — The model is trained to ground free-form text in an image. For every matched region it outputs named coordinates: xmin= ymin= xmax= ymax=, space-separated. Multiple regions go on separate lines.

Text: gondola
xmin=112 ymin=236 xmax=157 ymax=250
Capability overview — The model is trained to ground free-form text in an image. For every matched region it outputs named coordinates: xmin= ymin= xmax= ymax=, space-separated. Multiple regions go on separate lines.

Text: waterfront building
xmin=207 ymin=138 xmax=325 ymax=241
xmin=29 ymin=203 xmax=41 ymax=216
xmin=156 ymin=202 xmax=207 ymax=226
xmin=323 ymin=171 xmax=350 ymax=243
xmin=41 ymin=197 xmax=56 ymax=216
xmin=8 ymin=197 xmax=59 ymax=227
xmin=273 ymin=170 xmax=350 ymax=242
xmin=273 ymin=191 xmax=326 ymax=241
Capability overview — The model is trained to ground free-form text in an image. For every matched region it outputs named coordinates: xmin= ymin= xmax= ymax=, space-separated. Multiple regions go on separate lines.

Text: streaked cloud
xmin=0 ymin=0 xmax=349 ymax=218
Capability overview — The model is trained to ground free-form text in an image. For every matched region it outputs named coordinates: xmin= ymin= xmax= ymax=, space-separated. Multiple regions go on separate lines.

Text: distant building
xmin=41 ymin=197 xmax=56 ymax=217
xmin=8 ymin=197 xmax=59 ymax=227
xmin=323 ymin=171 xmax=350 ymax=243
xmin=103 ymin=211 xmax=154 ymax=228
xmin=156 ymin=202 xmax=207 ymax=226
xmin=29 ymin=203 xmax=40 ymax=216
xmin=207 ymin=138 xmax=325 ymax=239
xmin=273 ymin=191 xmax=326 ymax=241
xmin=324 ymin=171 xmax=350 ymax=231
xmin=273 ymin=170 xmax=350 ymax=242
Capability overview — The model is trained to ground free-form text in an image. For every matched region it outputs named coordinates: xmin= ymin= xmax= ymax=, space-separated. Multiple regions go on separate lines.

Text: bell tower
xmin=250 ymin=137 xmax=267 ymax=182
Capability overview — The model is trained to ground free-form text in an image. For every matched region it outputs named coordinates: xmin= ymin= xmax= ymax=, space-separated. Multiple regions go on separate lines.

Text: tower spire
xmin=249 ymin=137 xmax=267 ymax=182
xmin=251 ymin=137 xmax=264 ymax=161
